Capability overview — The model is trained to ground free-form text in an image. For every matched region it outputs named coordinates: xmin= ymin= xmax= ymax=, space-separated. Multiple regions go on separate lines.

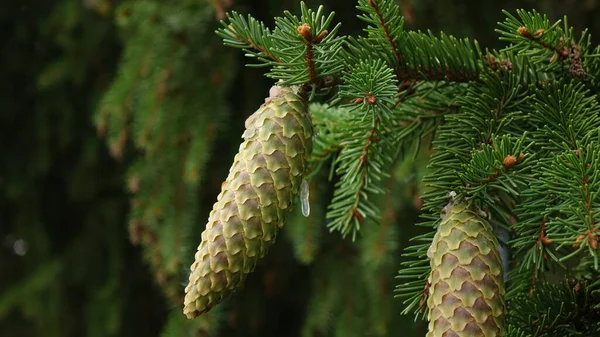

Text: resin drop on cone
xmin=183 ymin=86 xmax=313 ymax=318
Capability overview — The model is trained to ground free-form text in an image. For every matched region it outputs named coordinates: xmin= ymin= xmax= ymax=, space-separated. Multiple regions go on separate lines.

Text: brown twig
xmin=536 ymin=219 xmax=552 ymax=246
xmin=518 ymin=27 xmax=587 ymax=79
xmin=368 ymin=0 xmax=402 ymax=65
xmin=483 ymin=54 xmax=513 ymax=72
xmin=518 ymin=26 xmax=569 ymax=59
xmin=229 ymin=27 xmax=282 ymax=63
xmin=297 ymin=23 xmax=320 ymax=84
xmin=348 ymin=116 xmax=381 ymax=225
xmin=579 ymin=161 xmax=597 ymax=249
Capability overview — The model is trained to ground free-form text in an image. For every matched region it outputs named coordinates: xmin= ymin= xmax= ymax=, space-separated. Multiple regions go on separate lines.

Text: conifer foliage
xmin=203 ymin=1 xmax=600 ymax=336
xmin=8 ymin=1 xmax=600 ymax=337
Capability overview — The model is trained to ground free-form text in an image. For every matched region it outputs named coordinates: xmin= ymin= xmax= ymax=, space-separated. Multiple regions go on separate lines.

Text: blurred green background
xmin=2 ymin=1 xmax=600 ymax=337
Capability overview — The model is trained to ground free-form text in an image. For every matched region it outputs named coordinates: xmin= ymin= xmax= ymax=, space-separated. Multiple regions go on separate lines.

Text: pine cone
xmin=427 ymin=202 xmax=505 ymax=337
xmin=183 ymin=86 xmax=313 ymax=318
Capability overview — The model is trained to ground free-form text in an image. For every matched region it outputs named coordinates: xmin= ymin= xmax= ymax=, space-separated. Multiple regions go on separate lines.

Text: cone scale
xmin=427 ymin=202 xmax=505 ymax=337
xmin=183 ymin=86 xmax=313 ymax=318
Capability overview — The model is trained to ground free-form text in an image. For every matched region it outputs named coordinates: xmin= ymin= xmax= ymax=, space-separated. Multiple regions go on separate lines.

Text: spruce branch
xmin=390 ymin=81 xmax=463 ymax=146
xmin=583 ymin=45 xmax=600 ymax=89
xmin=516 ymin=143 xmax=600 ymax=267
xmin=527 ymin=80 xmax=600 ymax=153
xmin=217 ymin=2 xmax=344 ymax=85
xmin=356 ymin=0 xmax=403 ymax=70
xmin=97 ymin=2 xmax=233 ymax=313
xmin=297 ymin=23 xmax=318 ymax=83
xmin=506 ymin=280 xmax=600 ymax=336
xmin=420 ymin=71 xmax=531 ymax=214
xmin=96 ymin=18 xmax=157 ymax=158
xmin=216 ymin=11 xmax=280 ymax=63
xmin=346 ymin=31 xmax=486 ymax=83
xmin=306 ymin=103 xmax=348 ymax=180
xmin=184 ymin=3 xmax=600 ymax=333
xmin=497 ymin=9 xmax=570 ymax=60
xmin=459 ymin=134 xmax=533 ymax=206
xmin=325 ymin=59 xmax=401 ymax=239
xmin=350 ymin=0 xmax=519 ymax=84
xmin=396 ymin=70 xmax=532 ymax=316
xmin=326 ymin=114 xmax=385 ymax=239
xmin=347 ymin=5 xmax=550 ymax=91
xmin=359 ymin=160 xmax=401 ymax=270
xmin=497 ymin=9 xmax=594 ymax=80
xmin=339 ymin=58 xmax=399 ymax=108
xmin=507 ymin=213 xmax=555 ymax=300
xmin=507 ymin=81 xmax=600 ymax=281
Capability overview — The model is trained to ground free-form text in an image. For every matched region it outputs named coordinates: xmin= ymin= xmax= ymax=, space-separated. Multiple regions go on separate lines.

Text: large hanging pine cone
xmin=183 ymin=86 xmax=313 ymax=318
xmin=427 ymin=201 xmax=505 ymax=337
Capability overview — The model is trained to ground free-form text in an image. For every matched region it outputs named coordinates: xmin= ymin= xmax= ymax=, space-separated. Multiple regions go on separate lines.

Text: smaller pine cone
xmin=183 ymin=86 xmax=313 ymax=318
xmin=427 ymin=202 xmax=505 ymax=337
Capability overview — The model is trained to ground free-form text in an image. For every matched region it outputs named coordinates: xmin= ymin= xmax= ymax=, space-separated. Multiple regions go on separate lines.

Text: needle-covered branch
xmin=323 ymin=59 xmax=400 ymax=239
xmin=396 ymin=69 xmax=534 ymax=316
xmin=497 ymin=9 xmax=596 ymax=80
xmin=145 ymin=2 xmax=600 ymax=335
xmin=506 ymin=280 xmax=600 ymax=336
xmin=216 ymin=2 xmax=345 ymax=85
